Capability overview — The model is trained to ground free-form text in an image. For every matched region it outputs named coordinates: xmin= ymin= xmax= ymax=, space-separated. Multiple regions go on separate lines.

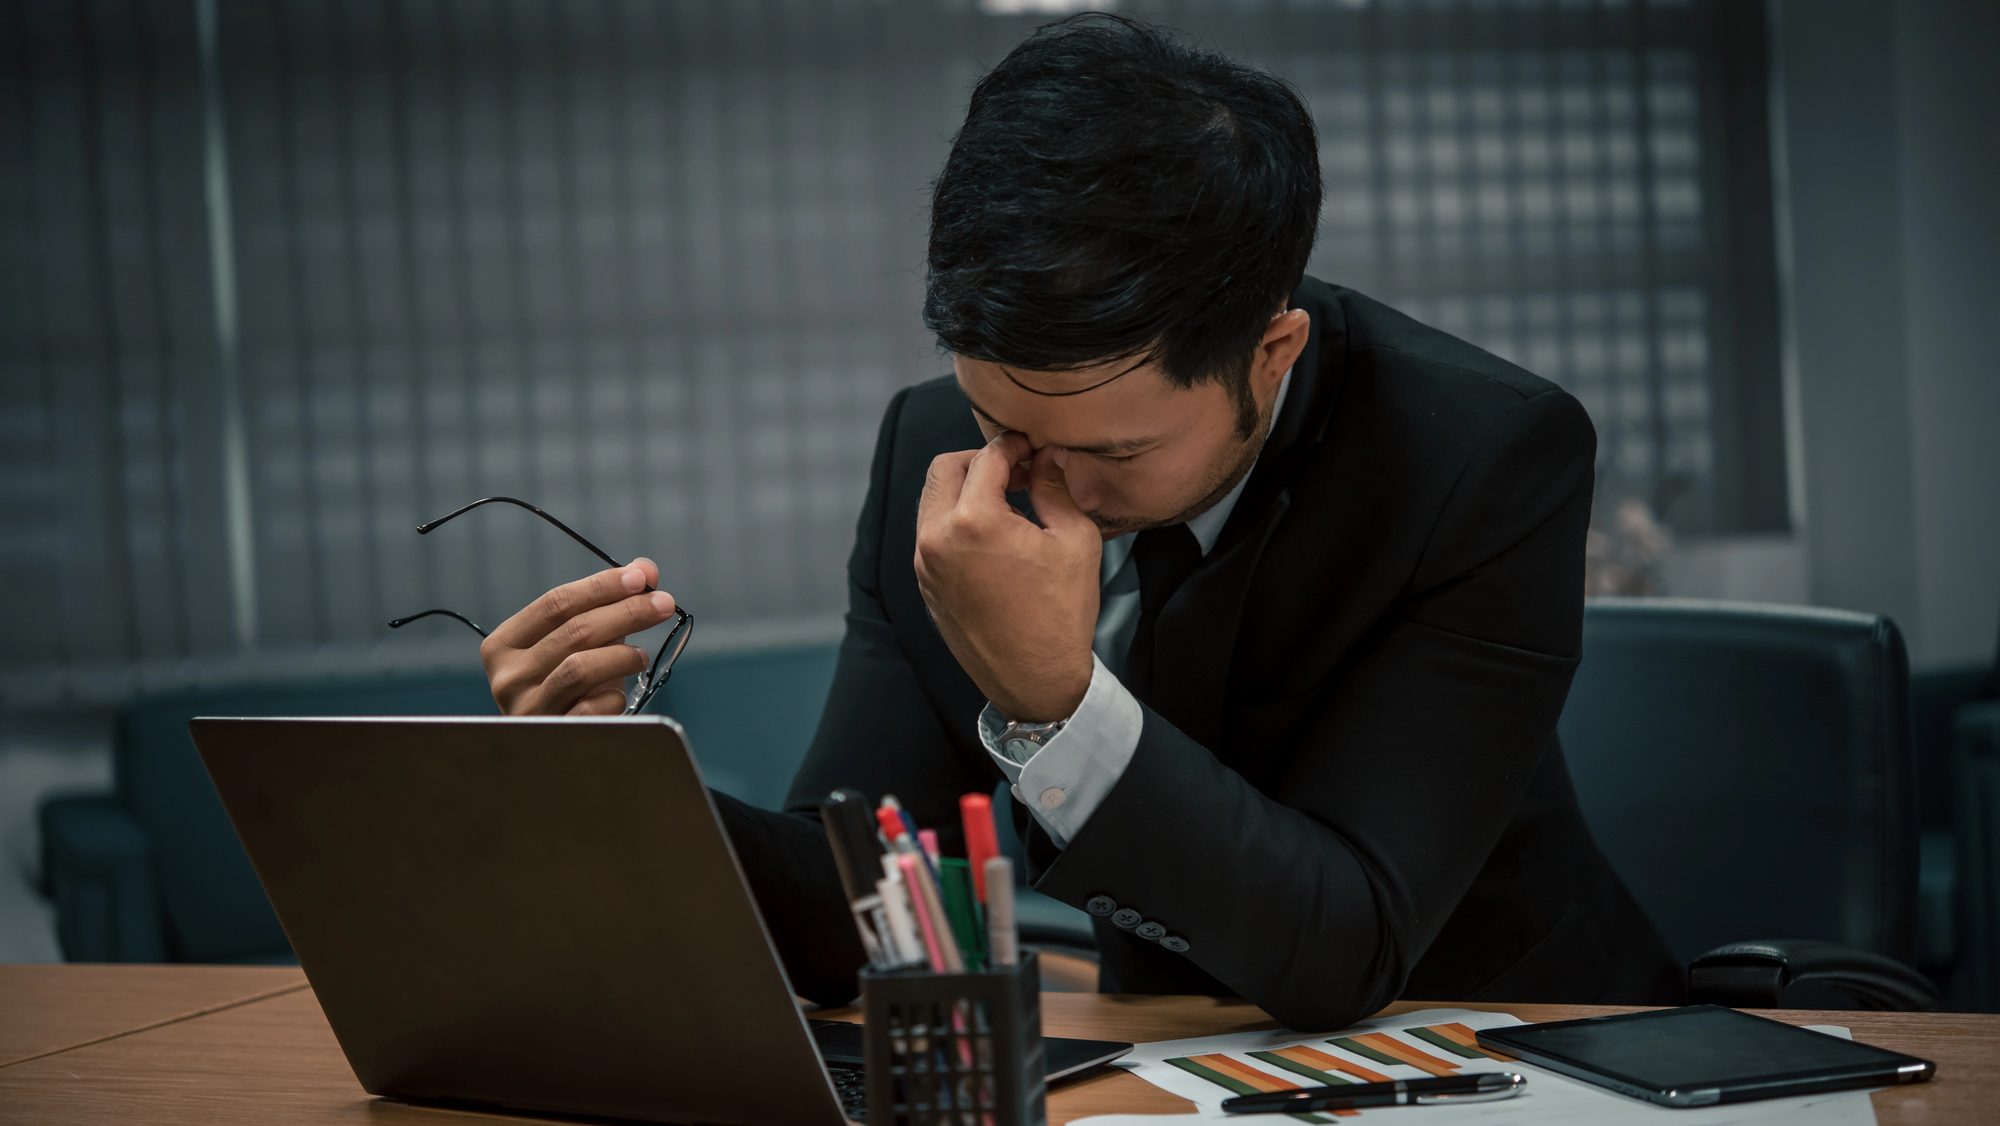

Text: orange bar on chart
xmin=1349 ymin=1033 xmax=1460 ymax=1077
xmin=1433 ymin=1022 xmax=1517 ymax=1061
xmin=1273 ymin=1044 xmax=1393 ymax=1084
xmin=1190 ymin=1053 xmax=1298 ymax=1093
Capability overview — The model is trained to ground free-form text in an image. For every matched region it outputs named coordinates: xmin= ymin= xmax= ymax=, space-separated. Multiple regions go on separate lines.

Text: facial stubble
xmin=1082 ymin=402 xmax=1274 ymax=539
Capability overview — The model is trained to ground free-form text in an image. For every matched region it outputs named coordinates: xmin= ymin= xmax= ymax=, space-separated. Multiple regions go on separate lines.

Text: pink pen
xmin=898 ymin=853 xmax=949 ymax=971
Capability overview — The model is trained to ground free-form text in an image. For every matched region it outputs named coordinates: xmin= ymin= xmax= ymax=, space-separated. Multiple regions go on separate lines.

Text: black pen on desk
xmin=823 ymin=789 xmax=883 ymax=894
xmin=1221 ymin=1072 xmax=1525 ymax=1114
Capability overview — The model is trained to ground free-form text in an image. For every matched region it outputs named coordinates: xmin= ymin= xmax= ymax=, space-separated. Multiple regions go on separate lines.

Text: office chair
xmin=1908 ymin=607 xmax=1998 ymax=999
xmin=1558 ymin=598 xmax=1939 ymax=1010
xmin=1946 ymin=614 xmax=2000 ymax=1009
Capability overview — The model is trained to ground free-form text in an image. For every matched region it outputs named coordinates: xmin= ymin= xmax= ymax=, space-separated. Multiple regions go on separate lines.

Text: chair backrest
xmin=117 ymin=674 xmax=500 ymax=962
xmin=1557 ymin=598 xmax=1918 ymax=967
xmin=648 ymin=643 xmax=839 ymax=808
xmin=113 ymin=644 xmax=838 ymax=963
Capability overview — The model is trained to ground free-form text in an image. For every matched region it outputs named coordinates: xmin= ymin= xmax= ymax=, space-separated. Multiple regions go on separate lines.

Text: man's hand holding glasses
xmin=388 ymin=497 xmax=692 ymax=716
xmin=479 ymin=558 xmax=678 ymax=716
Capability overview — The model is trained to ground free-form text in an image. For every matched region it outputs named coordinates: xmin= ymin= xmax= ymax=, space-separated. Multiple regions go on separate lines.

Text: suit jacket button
xmin=1160 ymin=934 xmax=1190 ymax=953
xmin=1111 ymin=908 xmax=1142 ymax=929
xmin=1085 ymin=895 xmax=1117 ymax=917
xmin=1136 ymin=921 xmax=1166 ymax=941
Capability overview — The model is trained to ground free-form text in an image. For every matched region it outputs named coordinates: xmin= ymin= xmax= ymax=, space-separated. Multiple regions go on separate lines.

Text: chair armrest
xmin=1690 ymin=939 xmax=1938 ymax=1011
xmin=38 ymin=794 xmax=169 ymax=962
xmin=1014 ymin=887 xmax=1098 ymax=958
xmin=1954 ymin=701 xmax=2000 ymax=1010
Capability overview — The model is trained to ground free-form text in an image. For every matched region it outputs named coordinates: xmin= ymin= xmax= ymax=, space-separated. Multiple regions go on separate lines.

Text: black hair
xmin=923 ymin=13 xmax=1322 ymax=434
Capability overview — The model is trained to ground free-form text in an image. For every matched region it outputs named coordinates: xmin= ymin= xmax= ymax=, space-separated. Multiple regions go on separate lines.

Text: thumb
xmin=1029 ymin=446 xmax=1094 ymax=536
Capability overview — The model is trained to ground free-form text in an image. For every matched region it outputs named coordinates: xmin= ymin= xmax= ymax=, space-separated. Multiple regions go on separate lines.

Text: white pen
xmin=874 ymin=874 xmax=924 ymax=967
xmin=983 ymin=856 xmax=1018 ymax=966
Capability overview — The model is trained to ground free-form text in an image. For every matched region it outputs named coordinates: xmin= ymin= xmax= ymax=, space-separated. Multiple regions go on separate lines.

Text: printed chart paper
xmin=1073 ymin=1007 xmax=1874 ymax=1125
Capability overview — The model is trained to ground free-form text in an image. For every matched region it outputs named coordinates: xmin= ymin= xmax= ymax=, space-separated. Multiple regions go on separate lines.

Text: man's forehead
xmin=954 ymin=353 xmax=1166 ymax=397
xmin=991 ymin=355 xmax=1150 ymax=397
xmin=954 ymin=356 xmax=1188 ymax=453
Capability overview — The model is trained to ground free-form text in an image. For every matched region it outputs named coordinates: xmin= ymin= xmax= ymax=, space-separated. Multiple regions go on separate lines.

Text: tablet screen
xmin=1483 ymin=1006 xmax=1925 ymax=1092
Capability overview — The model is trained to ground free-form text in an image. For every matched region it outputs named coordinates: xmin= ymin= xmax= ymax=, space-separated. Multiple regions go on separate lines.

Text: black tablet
xmin=1476 ymin=1005 xmax=1934 ymax=1108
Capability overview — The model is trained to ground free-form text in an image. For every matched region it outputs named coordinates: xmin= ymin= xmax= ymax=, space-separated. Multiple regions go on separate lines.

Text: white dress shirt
xmin=978 ymin=371 xmax=1292 ymax=847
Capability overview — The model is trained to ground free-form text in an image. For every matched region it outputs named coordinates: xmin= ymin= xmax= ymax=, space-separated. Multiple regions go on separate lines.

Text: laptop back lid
xmin=190 ymin=715 xmax=849 ymax=1126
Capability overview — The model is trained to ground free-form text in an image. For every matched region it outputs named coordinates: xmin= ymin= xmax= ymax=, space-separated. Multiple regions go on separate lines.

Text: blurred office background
xmin=1 ymin=0 xmax=1993 ymax=999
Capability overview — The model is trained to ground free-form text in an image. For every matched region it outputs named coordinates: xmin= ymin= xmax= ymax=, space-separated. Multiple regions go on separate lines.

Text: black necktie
xmin=1123 ymin=523 xmax=1202 ymax=699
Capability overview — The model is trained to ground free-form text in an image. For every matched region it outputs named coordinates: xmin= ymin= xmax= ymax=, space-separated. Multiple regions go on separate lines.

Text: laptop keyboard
xmin=828 ymin=1062 xmax=869 ymax=1120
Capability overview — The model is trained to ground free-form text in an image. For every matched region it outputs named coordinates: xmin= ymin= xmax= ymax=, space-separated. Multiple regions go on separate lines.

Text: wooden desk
xmin=0 ymin=963 xmax=306 ymax=1069
xmin=2 ymin=966 xmax=1995 ymax=1124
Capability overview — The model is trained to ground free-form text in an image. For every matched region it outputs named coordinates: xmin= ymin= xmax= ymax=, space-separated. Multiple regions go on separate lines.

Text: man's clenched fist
xmin=914 ymin=431 xmax=1102 ymax=722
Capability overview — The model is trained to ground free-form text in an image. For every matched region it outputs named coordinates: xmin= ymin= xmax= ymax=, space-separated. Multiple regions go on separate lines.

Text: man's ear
xmin=1253 ymin=308 xmax=1311 ymax=393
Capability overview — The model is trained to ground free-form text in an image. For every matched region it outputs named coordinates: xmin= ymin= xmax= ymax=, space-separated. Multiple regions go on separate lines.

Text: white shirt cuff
xmin=976 ymin=653 xmax=1143 ymax=848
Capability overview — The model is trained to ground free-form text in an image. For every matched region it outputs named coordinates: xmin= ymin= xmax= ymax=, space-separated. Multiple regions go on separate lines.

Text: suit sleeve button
xmin=1160 ymin=934 xmax=1190 ymax=953
xmin=1135 ymin=921 xmax=1166 ymax=941
xmin=1111 ymin=908 xmax=1142 ymax=929
xmin=1085 ymin=895 xmax=1117 ymax=917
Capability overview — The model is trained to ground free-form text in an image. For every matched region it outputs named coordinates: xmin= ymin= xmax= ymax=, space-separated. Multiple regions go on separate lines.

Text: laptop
xmin=190 ymin=715 xmax=1131 ymax=1124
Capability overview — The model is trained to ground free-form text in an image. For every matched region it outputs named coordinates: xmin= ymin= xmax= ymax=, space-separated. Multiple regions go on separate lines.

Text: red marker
xmin=876 ymin=805 xmax=908 ymax=847
xmin=960 ymin=792 xmax=1001 ymax=902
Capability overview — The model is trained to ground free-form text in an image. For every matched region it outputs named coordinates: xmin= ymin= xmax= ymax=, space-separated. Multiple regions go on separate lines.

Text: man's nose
xmin=1057 ymin=457 xmax=1101 ymax=509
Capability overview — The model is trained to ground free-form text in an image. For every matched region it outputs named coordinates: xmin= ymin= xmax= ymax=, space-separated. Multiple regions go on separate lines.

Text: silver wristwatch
xmin=998 ymin=717 xmax=1068 ymax=764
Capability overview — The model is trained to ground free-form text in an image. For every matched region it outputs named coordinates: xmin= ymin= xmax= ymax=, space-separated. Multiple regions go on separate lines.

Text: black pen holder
xmin=860 ymin=952 xmax=1047 ymax=1126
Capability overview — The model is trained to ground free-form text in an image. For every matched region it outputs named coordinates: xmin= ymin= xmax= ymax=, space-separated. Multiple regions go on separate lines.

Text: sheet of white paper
xmin=1070 ymin=1007 xmax=1875 ymax=1126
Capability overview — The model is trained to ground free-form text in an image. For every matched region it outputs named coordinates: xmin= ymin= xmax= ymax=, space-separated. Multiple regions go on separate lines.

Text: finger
xmin=567 ymin=684 xmax=629 ymax=717
xmin=1006 ymin=459 xmax=1032 ymax=494
xmin=525 ymin=589 xmax=677 ymax=671
xmin=574 ymin=668 xmax=635 ymax=703
xmin=1028 ymin=445 xmax=1096 ymax=536
xmin=528 ymin=642 xmax=649 ymax=714
xmin=919 ymin=450 xmax=978 ymax=523
xmin=628 ymin=556 xmax=660 ymax=591
xmin=488 ymin=563 xmax=651 ymax=650
xmin=960 ymin=431 xmax=1032 ymax=512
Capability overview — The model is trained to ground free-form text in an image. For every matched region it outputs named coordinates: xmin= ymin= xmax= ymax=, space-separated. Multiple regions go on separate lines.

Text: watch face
xmin=1001 ymin=720 xmax=1064 ymax=765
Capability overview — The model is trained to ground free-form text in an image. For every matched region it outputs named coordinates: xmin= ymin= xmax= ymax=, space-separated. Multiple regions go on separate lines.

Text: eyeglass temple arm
xmin=387 ymin=609 xmax=490 ymax=638
xmin=416 ymin=496 xmax=624 ymax=573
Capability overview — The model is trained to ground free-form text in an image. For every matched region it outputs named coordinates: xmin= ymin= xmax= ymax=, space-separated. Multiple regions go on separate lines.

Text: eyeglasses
xmin=387 ymin=496 xmax=693 ymax=715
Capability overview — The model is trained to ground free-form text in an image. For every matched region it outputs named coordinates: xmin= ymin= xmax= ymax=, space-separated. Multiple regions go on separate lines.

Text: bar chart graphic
xmin=1162 ymin=1021 xmax=1515 ymax=1120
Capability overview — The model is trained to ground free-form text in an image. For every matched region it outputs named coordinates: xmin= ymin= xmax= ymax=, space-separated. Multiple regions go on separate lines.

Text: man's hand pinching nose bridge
xmin=998 ymin=433 xmax=1045 ymax=495
xmin=914 ymin=431 xmax=1103 ymax=723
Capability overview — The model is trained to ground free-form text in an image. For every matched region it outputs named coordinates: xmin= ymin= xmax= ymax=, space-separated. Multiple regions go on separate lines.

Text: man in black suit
xmin=479 ymin=15 xmax=1680 ymax=1028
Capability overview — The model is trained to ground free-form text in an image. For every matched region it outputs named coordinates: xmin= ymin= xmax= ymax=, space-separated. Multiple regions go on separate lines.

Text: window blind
xmin=0 ymin=0 xmax=1784 ymax=707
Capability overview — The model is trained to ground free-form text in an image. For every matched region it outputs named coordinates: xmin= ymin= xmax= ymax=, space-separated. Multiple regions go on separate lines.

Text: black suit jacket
xmin=716 ymin=278 xmax=1682 ymax=1029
